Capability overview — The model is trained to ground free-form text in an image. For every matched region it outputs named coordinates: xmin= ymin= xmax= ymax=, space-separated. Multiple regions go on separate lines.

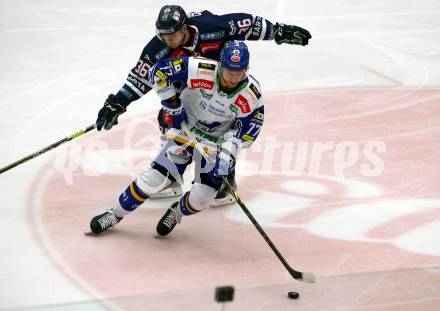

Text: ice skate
xmin=86 ymin=209 xmax=122 ymax=235
xmin=155 ymin=202 xmax=182 ymax=237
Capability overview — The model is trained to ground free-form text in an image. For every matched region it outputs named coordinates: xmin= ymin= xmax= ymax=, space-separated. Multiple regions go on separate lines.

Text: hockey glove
xmin=273 ymin=23 xmax=312 ymax=46
xmin=157 ymin=108 xmax=169 ymax=134
xmin=96 ymin=94 xmax=126 ymax=131
xmin=161 ymin=98 xmax=188 ymax=130
xmin=214 ymin=148 xmax=236 ymax=177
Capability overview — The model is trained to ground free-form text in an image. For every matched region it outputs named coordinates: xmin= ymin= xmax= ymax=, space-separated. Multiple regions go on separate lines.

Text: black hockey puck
xmin=288 ymin=291 xmax=300 ymax=299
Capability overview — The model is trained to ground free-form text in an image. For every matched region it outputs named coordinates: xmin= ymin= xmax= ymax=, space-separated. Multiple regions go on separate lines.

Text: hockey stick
xmin=179 ymin=123 xmax=315 ymax=283
xmin=0 ymin=124 xmax=97 ymax=175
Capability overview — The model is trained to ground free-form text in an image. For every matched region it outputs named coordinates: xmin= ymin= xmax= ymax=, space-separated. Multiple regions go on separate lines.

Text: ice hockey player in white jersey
xmin=88 ymin=41 xmax=264 ymax=236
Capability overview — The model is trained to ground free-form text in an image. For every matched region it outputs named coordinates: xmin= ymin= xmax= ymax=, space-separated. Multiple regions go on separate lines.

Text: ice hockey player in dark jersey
xmin=95 ymin=5 xmax=312 ymax=205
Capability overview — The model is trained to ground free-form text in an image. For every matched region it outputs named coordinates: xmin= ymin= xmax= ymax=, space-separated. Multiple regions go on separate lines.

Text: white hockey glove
xmin=214 ymin=140 xmax=240 ymax=177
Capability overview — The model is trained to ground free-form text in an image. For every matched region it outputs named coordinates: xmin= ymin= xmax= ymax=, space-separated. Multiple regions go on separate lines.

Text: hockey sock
xmin=117 ymin=181 xmax=149 ymax=215
xmin=179 ymin=192 xmax=201 ymax=216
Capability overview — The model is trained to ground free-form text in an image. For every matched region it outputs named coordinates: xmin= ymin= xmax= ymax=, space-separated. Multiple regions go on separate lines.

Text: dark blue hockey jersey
xmin=115 ymin=11 xmax=275 ymax=107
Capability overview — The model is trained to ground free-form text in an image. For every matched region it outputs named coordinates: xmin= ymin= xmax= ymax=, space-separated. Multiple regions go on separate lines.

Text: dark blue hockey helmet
xmin=219 ymin=40 xmax=250 ymax=71
xmin=156 ymin=5 xmax=187 ymax=35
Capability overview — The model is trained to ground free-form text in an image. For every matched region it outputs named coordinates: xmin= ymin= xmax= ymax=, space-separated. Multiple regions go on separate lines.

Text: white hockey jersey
xmin=151 ymin=56 xmax=264 ymax=151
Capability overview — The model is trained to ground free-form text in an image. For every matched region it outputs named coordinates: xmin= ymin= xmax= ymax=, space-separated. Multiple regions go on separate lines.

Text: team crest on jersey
xmin=233 ymin=95 xmax=250 ymax=113
xmin=191 ymin=79 xmax=214 ymax=90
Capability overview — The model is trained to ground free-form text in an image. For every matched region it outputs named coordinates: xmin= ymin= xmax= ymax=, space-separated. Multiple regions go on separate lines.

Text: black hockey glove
xmin=273 ymin=23 xmax=312 ymax=46
xmin=96 ymin=94 xmax=126 ymax=131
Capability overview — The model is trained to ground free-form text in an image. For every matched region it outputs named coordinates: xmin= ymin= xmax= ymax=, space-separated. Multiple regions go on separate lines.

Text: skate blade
xmin=84 ymin=228 xmax=96 ymax=236
xmin=210 ymin=196 xmax=236 ymax=207
xmin=153 ymin=232 xmax=168 ymax=239
xmin=149 ymin=189 xmax=183 ymax=200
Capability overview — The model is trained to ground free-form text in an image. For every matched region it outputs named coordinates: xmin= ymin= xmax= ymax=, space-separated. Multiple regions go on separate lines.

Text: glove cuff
xmin=220 ymin=140 xmax=240 ymax=164
xmin=163 ymin=105 xmax=184 ymax=115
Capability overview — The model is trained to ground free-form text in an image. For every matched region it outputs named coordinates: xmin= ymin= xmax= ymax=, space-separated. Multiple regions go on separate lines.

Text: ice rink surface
xmin=1 ymin=0 xmax=439 ymax=310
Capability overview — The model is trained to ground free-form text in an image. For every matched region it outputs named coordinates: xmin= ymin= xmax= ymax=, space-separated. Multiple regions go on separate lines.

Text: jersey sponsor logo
xmin=157 ymin=80 xmax=168 ymax=88
xmin=197 ymin=69 xmax=215 ymax=77
xmin=198 ymin=62 xmax=216 ymax=70
xmin=191 ymin=79 xmax=214 ymax=90
xmin=154 ymin=70 xmax=169 ymax=88
xmin=199 ymin=41 xmax=222 ymax=55
xmin=242 ymin=134 xmax=254 ymax=142
xmin=155 ymin=47 xmax=169 ymax=61
xmin=251 ymin=110 xmax=264 ymax=124
xmin=156 ymin=85 xmax=173 ymax=95
xmin=215 ymin=100 xmax=225 ymax=107
xmin=167 ymin=145 xmax=191 ymax=165
xmin=196 ymin=121 xmax=223 ymax=133
xmin=171 ymin=58 xmax=186 ymax=73
xmin=233 ymin=95 xmax=251 ymax=113
xmin=254 ymin=111 xmax=264 ymax=120
xmin=208 ymin=104 xmax=226 ymax=116
xmin=170 ymin=48 xmax=187 ymax=58
xmin=200 ymin=31 xmax=225 ymax=40
xmin=249 ymin=83 xmax=262 ymax=99
xmin=155 ymin=69 xmax=168 ymax=80
xmin=199 ymin=100 xmax=207 ymax=110
xmin=200 ymin=89 xmax=213 ymax=99
xmin=229 ymin=103 xmax=238 ymax=113
xmin=228 ymin=20 xmax=237 ymax=35
xmin=120 ymin=88 xmax=134 ymax=99
xmin=246 ymin=88 xmax=257 ymax=103
xmin=248 ymin=16 xmax=264 ymax=40
xmin=199 ymin=100 xmax=228 ymax=118
xmin=127 ymin=75 xmax=147 ymax=92
xmin=187 ymin=11 xmax=202 ymax=18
